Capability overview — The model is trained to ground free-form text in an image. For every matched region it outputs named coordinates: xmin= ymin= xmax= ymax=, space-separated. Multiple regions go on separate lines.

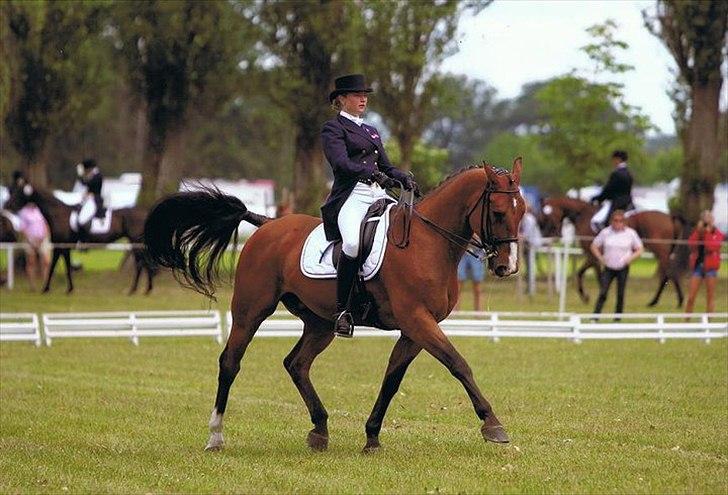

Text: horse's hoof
xmin=307 ymin=430 xmax=329 ymax=451
xmin=647 ymin=300 xmax=657 ymax=308
xmin=204 ymin=432 xmax=224 ymax=451
xmin=481 ymin=424 xmax=510 ymax=444
xmin=362 ymin=438 xmax=381 ymax=454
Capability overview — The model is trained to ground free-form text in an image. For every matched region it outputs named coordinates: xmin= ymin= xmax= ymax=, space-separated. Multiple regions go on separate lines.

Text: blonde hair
xmin=331 ymin=95 xmax=345 ymax=112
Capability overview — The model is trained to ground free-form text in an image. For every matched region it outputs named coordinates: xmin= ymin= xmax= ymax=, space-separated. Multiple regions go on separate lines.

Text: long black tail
xmin=143 ymin=186 xmax=271 ymax=299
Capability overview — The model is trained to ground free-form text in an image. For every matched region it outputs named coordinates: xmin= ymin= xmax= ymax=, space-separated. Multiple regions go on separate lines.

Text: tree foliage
xmin=644 ymin=0 xmax=728 ymax=223
xmin=242 ymin=0 xmax=362 ymax=214
xmin=362 ymin=0 xmax=488 ymax=171
xmin=383 ymin=140 xmax=448 ymax=193
xmin=1 ymin=0 xmax=107 ymax=186
xmin=110 ymin=0 xmax=248 ymax=204
xmin=535 ymin=20 xmax=652 ymax=190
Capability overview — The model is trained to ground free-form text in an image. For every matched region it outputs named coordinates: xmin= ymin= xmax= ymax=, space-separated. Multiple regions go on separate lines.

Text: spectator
xmin=590 ymin=210 xmax=643 ymax=317
xmin=456 ymin=248 xmax=486 ymax=311
xmin=685 ymin=210 xmax=724 ymax=315
xmin=520 ymin=202 xmax=546 ymax=294
xmin=18 ymin=202 xmax=51 ymax=291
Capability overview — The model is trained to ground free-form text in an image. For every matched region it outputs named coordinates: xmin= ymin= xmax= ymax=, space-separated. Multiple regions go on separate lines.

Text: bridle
xmin=395 ymin=175 xmax=521 ymax=260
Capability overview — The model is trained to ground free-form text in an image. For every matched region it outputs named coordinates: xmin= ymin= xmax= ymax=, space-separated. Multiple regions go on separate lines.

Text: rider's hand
xmin=371 ymin=171 xmax=398 ymax=189
xmin=403 ymin=175 xmax=421 ymax=198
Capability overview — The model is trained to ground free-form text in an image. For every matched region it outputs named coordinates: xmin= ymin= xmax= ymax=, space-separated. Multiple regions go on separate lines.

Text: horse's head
xmin=537 ymin=198 xmax=563 ymax=237
xmin=472 ymin=158 xmax=525 ymax=277
xmin=4 ymin=180 xmax=36 ymax=212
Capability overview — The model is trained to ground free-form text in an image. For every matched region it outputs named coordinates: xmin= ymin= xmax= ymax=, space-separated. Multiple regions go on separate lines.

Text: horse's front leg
xmin=576 ymin=258 xmax=595 ymax=303
xmin=62 ymin=249 xmax=74 ymax=293
xmin=42 ymin=248 xmax=61 ymax=293
xmin=363 ymin=335 xmax=421 ymax=453
xmin=399 ymin=309 xmax=509 ymax=444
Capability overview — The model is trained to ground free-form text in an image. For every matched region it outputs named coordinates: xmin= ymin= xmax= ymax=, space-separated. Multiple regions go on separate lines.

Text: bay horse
xmin=538 ymin=196 xmax=683 ymax=307
xmin=4 ymin=183 xmax=156 ymax=294
xmin=143 ymin=159 xmax=526 ymax=452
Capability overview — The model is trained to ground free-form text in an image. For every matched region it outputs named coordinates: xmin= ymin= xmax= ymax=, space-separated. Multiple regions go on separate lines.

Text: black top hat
xmin=329 ymin=74 xmax=373 ymax=102
xmin=81 ymin=158 xmax=97 ymax=169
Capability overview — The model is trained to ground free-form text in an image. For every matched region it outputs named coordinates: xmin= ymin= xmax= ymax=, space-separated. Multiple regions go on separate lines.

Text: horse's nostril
xmin=495 ymin=266 xmax=508 ymax=277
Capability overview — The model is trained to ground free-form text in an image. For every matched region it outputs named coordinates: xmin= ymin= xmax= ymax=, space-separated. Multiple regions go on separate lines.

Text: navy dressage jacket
xmin=320 ymin=114 xmax=408 ymax=241
xmin=591 ymin=165 xmax=634 ymax=213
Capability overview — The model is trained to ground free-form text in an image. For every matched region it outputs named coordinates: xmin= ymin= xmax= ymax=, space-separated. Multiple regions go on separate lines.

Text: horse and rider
xmin=4 ymin=163 xmax=156 ymax=294
xmin=144 ymin=74 xmax=526 ymax=452
xmin=539 ymin=150 xmax=685 ymax=307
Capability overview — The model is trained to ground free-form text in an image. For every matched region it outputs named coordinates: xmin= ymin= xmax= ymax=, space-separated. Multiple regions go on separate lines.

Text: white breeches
xmin=590 ymin=201 xmax=611 ymax=232
xmin=338 ymin=182 xmax=390 ymax=258
xmin=78 ymin=197 xmax=97 ymax=225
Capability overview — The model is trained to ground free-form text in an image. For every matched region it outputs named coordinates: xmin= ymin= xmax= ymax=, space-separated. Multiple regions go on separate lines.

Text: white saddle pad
xmin=70 ymin=208 xmax=113 ymax=234
xmin=300 ymin=203 xmax=394 ymax=281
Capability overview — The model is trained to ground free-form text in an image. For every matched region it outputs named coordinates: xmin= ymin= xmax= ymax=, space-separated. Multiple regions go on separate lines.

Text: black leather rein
xmin=407 ymin=186 xmax=521 ymax=260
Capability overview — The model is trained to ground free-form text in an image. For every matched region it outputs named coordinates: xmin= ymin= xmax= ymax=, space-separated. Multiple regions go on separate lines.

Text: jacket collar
xmin=337 ymin=114 xmax=378 ymax=145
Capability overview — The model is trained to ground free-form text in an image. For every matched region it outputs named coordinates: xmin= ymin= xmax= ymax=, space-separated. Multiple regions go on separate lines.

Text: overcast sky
xmin=441 ymin=0 xmax=678 ymax=135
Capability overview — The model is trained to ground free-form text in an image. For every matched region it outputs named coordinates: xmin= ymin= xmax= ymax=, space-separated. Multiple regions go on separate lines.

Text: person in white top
xmin=590 ymin=209 xmax=643 ymax=316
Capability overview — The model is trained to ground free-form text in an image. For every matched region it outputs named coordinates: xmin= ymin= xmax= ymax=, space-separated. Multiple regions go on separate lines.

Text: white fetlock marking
xmin=508 ymin=241 xmax=518 ymax=273
xmin=205 ymin=408 xmax=225 ymax=450
xmin=209 ymin=407 xmax=224 ymax=433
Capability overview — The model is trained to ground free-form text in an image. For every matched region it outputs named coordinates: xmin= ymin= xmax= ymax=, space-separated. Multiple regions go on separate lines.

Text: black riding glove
xmin=403 ymin=174 xmax=422 ymax=198
xmin=370 ymin=171 xmax=398 ymax=189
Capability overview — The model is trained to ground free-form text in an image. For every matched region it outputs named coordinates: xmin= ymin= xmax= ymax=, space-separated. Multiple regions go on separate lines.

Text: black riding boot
xmin=333 ymin=253 xmax=358 ymax=338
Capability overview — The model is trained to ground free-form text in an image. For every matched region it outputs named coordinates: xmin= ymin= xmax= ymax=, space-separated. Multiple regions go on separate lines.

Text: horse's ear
xmin=512 ymin=157 xmax=522 ymax=184
xmin=484 ymin=164 xmax=497 ymax=184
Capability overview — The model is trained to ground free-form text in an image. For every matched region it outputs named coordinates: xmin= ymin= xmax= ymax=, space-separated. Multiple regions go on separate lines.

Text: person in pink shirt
xmin=590 ymin=209 xmax=644 ymax=316
xmin=18 ymin=202 xmax=51 ymax=291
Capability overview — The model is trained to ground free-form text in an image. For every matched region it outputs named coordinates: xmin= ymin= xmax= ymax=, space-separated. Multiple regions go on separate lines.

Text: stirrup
xmin=333 ymin=310 xmax=354 ymax=338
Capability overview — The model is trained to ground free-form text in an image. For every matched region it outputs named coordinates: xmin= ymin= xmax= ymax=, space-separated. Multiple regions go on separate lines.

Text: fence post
xmin=703 ymin=314 xmax=711 ymax=345
xmin=43 ymin=314 xmax=52 ymax=347
xmin=657 ymin=315 xmax=665 ymax=344
xmin=33 ymin=314 xmax=41 ymax=347
xmin=570 ymin=315 xmax=582 ymax=344
xmin=6 ymin=244 xmax=14 ymax=290
xmin=491 ymin=313 xmax=500 ymax=343
xmin=130 ymin=313 xmax=139 ymax=346
xmin=559 ymin=240 xmax=570 ymax=315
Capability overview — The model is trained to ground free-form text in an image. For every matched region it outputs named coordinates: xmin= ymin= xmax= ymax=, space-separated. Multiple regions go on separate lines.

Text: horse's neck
xmin=559 ymin=198 xmax=591 ymax=222
xmin=416 ymin=172 xmax=483 ymax=256
xmin=35 ymin=191 xmax=70 ymax=224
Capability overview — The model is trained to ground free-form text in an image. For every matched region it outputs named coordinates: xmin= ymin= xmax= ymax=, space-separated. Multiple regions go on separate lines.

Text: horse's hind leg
xmin=363 ymin=335 xmax=421 ymax=453
xmin=576 ymin=259 xmax=597 ymax=304
xmin=400 ymin=309 xmax=509 ymax=444
xmin=62 ymin=249 xmax=74 ymax=293
xmin=128 ymin=258 xmax=142 ymax=295
xmin=281 ymin=305 xmax=335 ymax=451
xmin=42 ymin=248 xmax=61 ymax=293
xmin=205 ymin=282 xmax=279 ymax=451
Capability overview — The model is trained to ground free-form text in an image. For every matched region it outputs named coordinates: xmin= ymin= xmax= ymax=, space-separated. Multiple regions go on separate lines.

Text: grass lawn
xmin=1 ymin=251 xmax=727 ymax=493
xmin=1 ymin=337 xmax=726 ymax=494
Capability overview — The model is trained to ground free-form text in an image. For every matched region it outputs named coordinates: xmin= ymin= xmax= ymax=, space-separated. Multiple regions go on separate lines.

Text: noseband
xmin=409 ymin=181 xmax=520 ymax=260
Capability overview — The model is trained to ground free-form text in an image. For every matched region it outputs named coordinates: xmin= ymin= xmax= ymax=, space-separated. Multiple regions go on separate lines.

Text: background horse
xmin=4 ymin=183 xmax=156 ymax=294
xmin=144 ymin=160 xmax=525 ymax=452
xmin=538 ymin=196 xmax=683 ymax=307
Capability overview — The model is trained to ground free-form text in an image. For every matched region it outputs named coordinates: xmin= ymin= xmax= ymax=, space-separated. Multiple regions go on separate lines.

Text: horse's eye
xmin=493 ymin=211 xmax=506 ymax=221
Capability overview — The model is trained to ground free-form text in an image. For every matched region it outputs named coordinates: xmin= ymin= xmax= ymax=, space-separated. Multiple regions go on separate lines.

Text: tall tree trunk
xmin=397 ymin=132 xmax=414 ymax=172
xmin=137 ymin=125 xmax=166 ymax=208
xmin=24 ymin=146 xmax=49 ymax=187
xmin=679 ymin=79 xmax=722 ymax=224
xmin=157 ymin=127 xmax=186 ymax=197
xmin=292 ymin=126 xmax=325 ymax=215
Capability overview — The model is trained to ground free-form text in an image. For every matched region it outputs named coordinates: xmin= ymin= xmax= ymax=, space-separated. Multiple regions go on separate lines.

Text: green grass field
xmin=1 ymin=252 xmax=727 ymax=493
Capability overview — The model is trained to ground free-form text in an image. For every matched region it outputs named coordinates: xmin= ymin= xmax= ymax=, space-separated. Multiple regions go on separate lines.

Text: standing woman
xmin=685 ymin=210 xmax=724 ymax=314
xmin=321 ymin=74 xmax=418 ymax=338
xmin=590 ymin=209 xmax=644 ymax=317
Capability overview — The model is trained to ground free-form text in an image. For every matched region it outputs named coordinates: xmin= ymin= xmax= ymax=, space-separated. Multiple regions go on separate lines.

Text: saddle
xmin=328 ymin=198 xmax=392 ymax=269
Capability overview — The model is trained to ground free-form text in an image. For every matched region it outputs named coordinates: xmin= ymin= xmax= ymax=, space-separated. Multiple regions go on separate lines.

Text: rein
xmin=394 ymin=183 xmax=520 ymax=260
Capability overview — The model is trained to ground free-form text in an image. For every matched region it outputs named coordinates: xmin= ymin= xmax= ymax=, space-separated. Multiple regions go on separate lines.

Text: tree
xmin=1 ymin=1 xmax=107 ymax=187
xmin=425 ymin=74 xmax=501 ymax=170
xmin=536 ymin=20 xmax=652 ymax=190
xmin=242 ymin=1 xmax=362 ymax=214
xmin=383 ymin=140 xmax=448 ymax=193
xmin=111 ymin=0 xmax=248 ymax=205
xmin=362 ymin=0 xmax=488 ymax=171
xmin=644 ymin=1 xmax=728 ymax=223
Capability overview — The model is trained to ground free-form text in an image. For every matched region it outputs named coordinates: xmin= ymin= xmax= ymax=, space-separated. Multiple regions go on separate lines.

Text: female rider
xmin=320 ymin=74 xmax=418 ymax=338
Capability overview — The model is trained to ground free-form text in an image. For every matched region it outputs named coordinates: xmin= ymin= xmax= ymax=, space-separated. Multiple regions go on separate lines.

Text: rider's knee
xmin=341 ymin=239 xmax=359 ymax=258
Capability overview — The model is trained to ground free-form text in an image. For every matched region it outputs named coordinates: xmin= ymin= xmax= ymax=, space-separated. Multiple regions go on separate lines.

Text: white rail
xmin=0 ymin=310 xmax=725 ymax=347
xmin=0 ymin=313 xmax=41 ymax=346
